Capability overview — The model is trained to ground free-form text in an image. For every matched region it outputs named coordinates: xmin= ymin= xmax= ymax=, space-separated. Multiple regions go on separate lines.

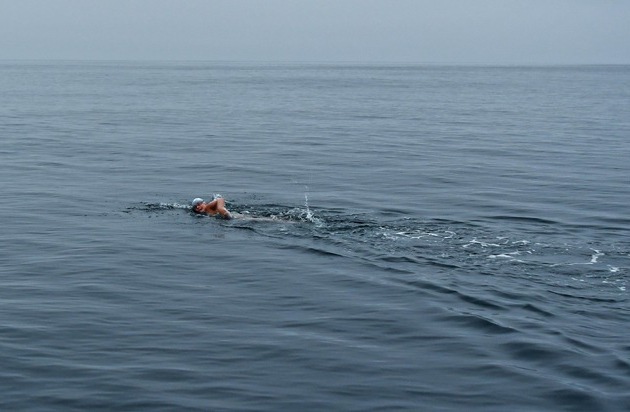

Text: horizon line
xmin=1 ymin=58 xmax=629 ymax=67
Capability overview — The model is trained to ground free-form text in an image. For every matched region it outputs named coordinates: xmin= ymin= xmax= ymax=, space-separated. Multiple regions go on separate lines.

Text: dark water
xmin=1 ymin=62 xmax=629 ymax=411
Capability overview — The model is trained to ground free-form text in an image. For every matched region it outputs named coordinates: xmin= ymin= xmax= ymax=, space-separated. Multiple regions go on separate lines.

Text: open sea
xmin=1 ymin=61 xmax=629 ymax=411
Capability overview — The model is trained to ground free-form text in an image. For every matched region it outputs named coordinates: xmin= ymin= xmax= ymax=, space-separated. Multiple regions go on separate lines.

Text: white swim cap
xmin=191 ymin=198 xmax=204 ymax=209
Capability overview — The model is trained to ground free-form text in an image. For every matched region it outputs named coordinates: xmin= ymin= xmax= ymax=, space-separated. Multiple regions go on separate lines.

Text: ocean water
xmin=1 ymin=61 xmax=629 ymax=411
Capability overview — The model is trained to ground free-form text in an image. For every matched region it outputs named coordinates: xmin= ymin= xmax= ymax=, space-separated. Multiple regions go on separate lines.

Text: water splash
xmin=280 ymin=187 xmax=324 ymax=226
xmin=304 ymin=187 xmax=312 ymax=220
xmin=129 ymin=202 xmax=190 ymax=212
xmin=590 ymin=249 xmax=604 ymax=263
xmin=302 ymin=186 xmax=323 ymax=226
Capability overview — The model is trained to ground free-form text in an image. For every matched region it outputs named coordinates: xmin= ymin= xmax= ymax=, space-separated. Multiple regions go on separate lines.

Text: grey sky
xmin=1 ymin=0 xmax=629 ymax=64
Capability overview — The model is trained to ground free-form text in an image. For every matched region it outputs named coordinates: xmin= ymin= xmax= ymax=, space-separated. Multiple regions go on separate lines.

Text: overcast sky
xmin=1 ymin=0 xmax=629 ymax=64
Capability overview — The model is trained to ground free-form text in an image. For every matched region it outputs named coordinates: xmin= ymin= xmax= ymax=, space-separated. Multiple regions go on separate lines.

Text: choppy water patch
xmin=308 ymin=212 xmax=628 ymax=293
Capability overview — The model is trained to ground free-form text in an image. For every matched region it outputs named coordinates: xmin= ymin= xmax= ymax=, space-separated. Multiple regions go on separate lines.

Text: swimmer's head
xmin=191 ymin=198 xmax=204 ymax=213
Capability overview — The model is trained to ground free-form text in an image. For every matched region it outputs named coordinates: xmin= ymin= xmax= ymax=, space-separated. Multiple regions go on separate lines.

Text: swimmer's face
xmin=194 ymin=203 xmax=204 ymax=212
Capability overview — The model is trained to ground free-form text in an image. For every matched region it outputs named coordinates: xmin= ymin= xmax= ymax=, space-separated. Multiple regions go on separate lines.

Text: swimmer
xmin=191 ymin=197 xmax=232 ymax=219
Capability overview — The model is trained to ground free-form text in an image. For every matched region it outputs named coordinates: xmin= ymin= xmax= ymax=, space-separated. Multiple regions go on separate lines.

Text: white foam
xmin=590 ymin=249 xmax=604 ymax=263
xmin=389 ymin=229 xmax=455 ymax=241
xmin=463 ymin=238 xmax=502 ymax=248
xmin=512 ymin=240 xmax=530 ymax=245
xmin=157 ymin=202 xmax=190 ymax=209
xmin=488 ymin=251 xmax=523 ymax=262
xmin=489 ymin=254 xmax=514 ymax=259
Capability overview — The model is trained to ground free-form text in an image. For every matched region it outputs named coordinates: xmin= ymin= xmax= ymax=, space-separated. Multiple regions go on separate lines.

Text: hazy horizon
xmin=1 ymin=0 xmax=629 ymax=65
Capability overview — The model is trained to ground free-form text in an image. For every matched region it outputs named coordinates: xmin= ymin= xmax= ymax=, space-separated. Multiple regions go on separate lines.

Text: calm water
xmin=1 ymin=62 xmax=629 ymax=411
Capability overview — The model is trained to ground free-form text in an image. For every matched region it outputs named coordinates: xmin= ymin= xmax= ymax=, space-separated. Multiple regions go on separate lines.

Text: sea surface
xmin=1 ymin=61 xmax=629 ymax=411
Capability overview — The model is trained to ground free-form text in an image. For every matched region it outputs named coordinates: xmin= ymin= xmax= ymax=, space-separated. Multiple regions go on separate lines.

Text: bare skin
xmin=194 ymin=198 xmax=232 ymax=219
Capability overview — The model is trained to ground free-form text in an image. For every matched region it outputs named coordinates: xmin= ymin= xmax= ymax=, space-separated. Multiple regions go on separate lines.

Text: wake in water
xmin=127 ymin=197 xmax=628 ymax=293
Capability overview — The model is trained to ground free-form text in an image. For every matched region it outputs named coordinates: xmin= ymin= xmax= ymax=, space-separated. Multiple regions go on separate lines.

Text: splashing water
xmin=302 ymin=186 xmax=323 ymax=226
xmin=304 ymin=188 xmax=312 ymax=219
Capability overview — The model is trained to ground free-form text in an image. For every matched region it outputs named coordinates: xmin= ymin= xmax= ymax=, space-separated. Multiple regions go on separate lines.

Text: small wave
xmin=486 ymin=215 xmax=560 ymax=225
xmin=550 ymin=249 xmax=607 ymax=268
